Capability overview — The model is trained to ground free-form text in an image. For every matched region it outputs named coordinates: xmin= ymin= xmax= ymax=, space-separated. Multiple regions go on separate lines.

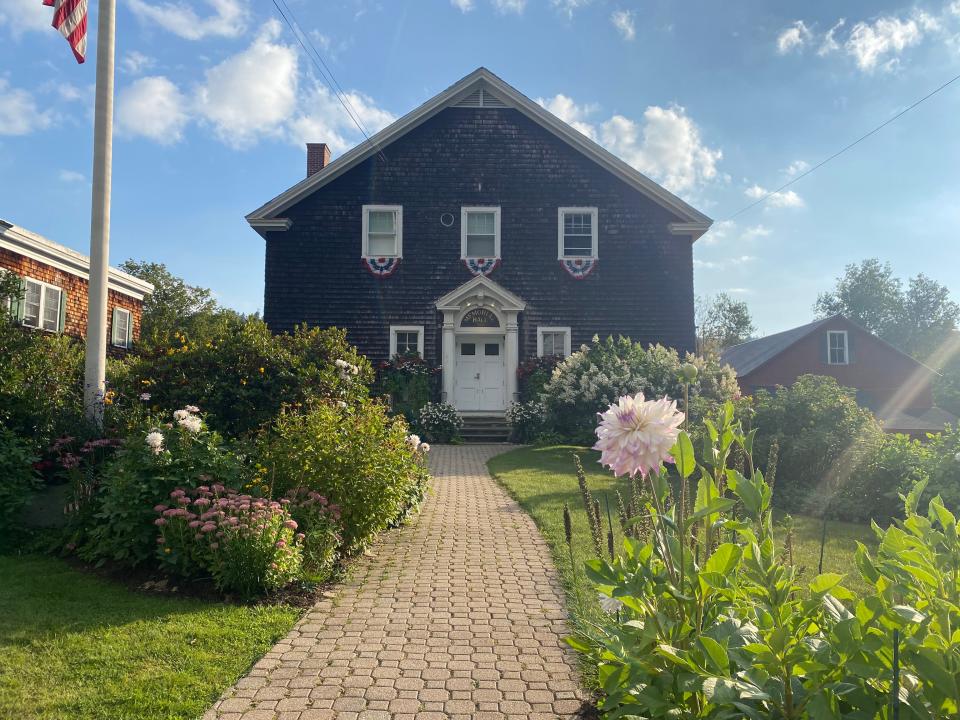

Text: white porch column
xmin=441 ymin=311 xmax=456 ymax=404
xmin=505 ymin=310 xmax=519 ymax=405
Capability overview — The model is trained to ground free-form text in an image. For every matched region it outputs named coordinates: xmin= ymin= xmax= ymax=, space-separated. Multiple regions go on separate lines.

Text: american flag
xmin=43 ymin=0 xmax=88 ymax=64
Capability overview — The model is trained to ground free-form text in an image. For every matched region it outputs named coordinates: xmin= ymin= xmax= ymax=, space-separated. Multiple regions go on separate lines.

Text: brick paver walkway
xmin=205 ymin=444 xmax=585 ymax=720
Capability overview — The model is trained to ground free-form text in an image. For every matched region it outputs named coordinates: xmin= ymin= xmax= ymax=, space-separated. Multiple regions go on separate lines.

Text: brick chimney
xmin=306 ymin=143 xmax=331 ymax=177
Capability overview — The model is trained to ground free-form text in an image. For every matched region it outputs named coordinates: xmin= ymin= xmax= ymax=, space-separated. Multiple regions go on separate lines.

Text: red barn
xmin=722 ymin=314 xmax=956 ymax=436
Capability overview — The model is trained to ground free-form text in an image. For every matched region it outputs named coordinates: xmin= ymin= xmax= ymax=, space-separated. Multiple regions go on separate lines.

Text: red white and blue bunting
xmin=363 ymin=256 xmax=401 ymax=278
xmin=560 ymin=257 xmax=597 ymax=279
xmin=464 ymin=257 xmax=500 ymax=277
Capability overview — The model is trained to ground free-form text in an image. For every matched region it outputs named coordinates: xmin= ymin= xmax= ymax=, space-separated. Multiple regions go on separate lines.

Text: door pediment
xmin=435 ymin=275 xmax=526 ymax=313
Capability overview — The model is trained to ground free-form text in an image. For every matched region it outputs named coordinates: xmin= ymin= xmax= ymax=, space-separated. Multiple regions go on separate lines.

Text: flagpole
xmin=83 ymin=0 xmax=116 ymax=427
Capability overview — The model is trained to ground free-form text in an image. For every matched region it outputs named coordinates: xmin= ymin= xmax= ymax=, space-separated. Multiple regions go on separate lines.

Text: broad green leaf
xmin=890 ymin=605 xmax=925 ymax=624
xmin=929 ymin=495 xmax=956 ymax=532
xmin=902 ymin=478 xmax=929 ymax=516
xmin=671 ymin=431 xmax=696 ymax=479
xmin=705 ymin=543 xmax=742 ymax=577
xmin=809 ymin=573 xmax=844 ymax=595
xmin=699 ymin=636 xmax=729 ymax=673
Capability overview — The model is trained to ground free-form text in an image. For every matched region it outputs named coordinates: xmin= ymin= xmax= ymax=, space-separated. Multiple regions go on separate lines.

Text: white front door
xmin=453 ymin=337 xmax=505 ymax=412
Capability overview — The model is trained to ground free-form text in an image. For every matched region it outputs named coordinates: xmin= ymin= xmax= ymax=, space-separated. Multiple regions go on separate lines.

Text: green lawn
xmin=0 ymin=554 xmax=301 ymax=720
xmin=488 ymin=445 xmax=878 ymax=626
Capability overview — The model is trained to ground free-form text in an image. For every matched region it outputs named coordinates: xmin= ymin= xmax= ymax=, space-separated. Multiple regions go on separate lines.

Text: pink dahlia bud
xmin=593 ymin=392 xmax=684 ymax=478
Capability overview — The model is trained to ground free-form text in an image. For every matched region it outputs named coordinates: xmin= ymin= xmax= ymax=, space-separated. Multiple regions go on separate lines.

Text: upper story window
xmin=827 ymin=330 xmax=848 ymax=365
xmin=22 ymin=277 xmax=63 ymax=332
xmin=389 ymin=325 xmax=424 ymax=358
xmin=558 ymin=207 xmax=598 ymax=259
xmin=461 ymin=207 xmax=501 ymax=259
xmin=362 ymin=205 xmax=403 ymax=258
xmin=537 ymin=326 xmax=571 ymax=357
xmin=112 ymin=307 xmax=132 ymax=349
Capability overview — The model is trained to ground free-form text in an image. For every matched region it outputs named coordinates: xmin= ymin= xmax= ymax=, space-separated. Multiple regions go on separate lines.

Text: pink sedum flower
xmin=593 ymin=392 xmax=684 ymax=478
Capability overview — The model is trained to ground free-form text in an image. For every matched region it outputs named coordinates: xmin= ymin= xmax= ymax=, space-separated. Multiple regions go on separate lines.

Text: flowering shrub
xmin=116 ymin=318 xmax=371 ymax=436
xmin=73 ymin=406 xmax=245 ymax=567
xmin=256 ymin=399 xmax=429 ymax=552
xmin=0 ymin=426 xmax=40 ymax=538
xmin=417 ymin=402 xmax=462 ymax=443
xmin=285 ymin=487 xmax=342 ymax=579
xmin=541 ymin=336 xmax=738 ymax=441
xmin=372 ymin=355 xmax=440 ymax=423
xmin=517 ymin=355 xmax=562 ymax=402
xmin=505 ymin=400 xmax=546 ymax=443
xmin=156 ymin=484 xmax=303 ymax=597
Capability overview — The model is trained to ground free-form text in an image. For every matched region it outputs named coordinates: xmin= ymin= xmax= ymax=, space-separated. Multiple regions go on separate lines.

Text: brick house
xmin=247 ymin=68 xmax=712 ymax=414
xmin=722 ymin=314 xmax=957 ymax=436
xmin=1 ymin=218 xmax=153 ymax=350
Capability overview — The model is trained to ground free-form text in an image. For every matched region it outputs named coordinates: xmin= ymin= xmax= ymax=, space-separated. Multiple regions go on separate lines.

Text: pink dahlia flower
xmin=593 ymin=392 xmax=684 ymax=478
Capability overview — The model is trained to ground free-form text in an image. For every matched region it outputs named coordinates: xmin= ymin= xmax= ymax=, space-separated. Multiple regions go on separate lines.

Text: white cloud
xmin=121 ymin=51 xmax=155 ymax=75
xmin=0 ymin=79 xmax=52 ymax=135
xmin=695 ymin=254 xmax=755 ymax=270
xmin=552 ymin=0 xmax=589 ymax=19
xmin=818 ymin=18 xmax=846 ymax=56
xmin=845 ymin=12 xmax=932 ymax=71
xmin=194 ymin=20 xmax=298 ymax=147
xmin=745 ymin=184 xmax=805 ymax=208
xmin=536 ymin=94 xmax=599 ymax=139
xmin=783 ymin=159 xmax=810 ymax=177
xmin=600 ymin=105 xmax=722 ymax=193
xmin=776 ymin=20 xmax=812 ymax=54
xmin=611 ymin=9 xmax=635 ymax=41
xmin=741 ymin=224 xmax=772 ymax=242
xmin=492 ymin=0 xmax=525 ymax=14
xmin=726 ymin=287 xmax=753 ymax=295
xmin=0 ymin=0 xmax=53 ymax=35
xmin=127 ymin=0 xmax=248 ymax=40
xmin=701 ymin=221 xmax=770 ymax=247
xmin=58 ymin=169 xmax=85 ymax=182
xmin=450 ymin=0 xmax=474 ymax=11
xmin=288 ymin=83 xmax=396 ymax=155
xmin=117 ymin=76 xmax=189 ymax=144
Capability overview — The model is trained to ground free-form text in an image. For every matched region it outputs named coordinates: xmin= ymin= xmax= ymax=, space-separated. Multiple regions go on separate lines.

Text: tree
xmin=815 ymin=259 xmax=959 ymax=365
xmin=119 ymin=260 xmax=225 ymax=347
xmin=696 ymin=292 xmax=756 ymax=354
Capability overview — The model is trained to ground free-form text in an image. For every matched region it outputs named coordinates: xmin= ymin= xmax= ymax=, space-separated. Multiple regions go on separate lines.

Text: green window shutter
xmin=111 ymin=307 xmax=121 ymax=346
xmin=57 ymin=289 xmax=67 ymax=333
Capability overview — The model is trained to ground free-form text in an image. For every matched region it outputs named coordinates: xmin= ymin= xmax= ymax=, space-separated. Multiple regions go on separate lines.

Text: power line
xmin=269 ymin=0 xmax=387 ymax=164
xmin=725 ymin=69 xmax=960 ymax=221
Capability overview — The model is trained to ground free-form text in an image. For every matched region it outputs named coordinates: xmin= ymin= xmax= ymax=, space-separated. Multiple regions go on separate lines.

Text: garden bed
xmin=0 ymin=554 xmax=301 ymax=719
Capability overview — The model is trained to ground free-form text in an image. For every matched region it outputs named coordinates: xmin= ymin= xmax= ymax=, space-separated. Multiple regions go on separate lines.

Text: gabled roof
xmin=247 ymin=67 xmax=712 ymax=238
xmin=721 ymin=316 xmax=835 ymax=377
xmin=435 ymin=275 xmax=526 ymax=312
xmin=878 ymin=406 xmax=957 ymax=433
xmin=0 ymin=218 xmax=154 ymax=300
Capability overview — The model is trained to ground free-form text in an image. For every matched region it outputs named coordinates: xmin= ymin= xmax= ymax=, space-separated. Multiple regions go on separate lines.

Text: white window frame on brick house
xmin=362 ymin=205 xmax=403 ymax=258
xmin=112 ymin=307 xmax=133 ymax=349
xmin=537 ymin=326 xmax=571 ymax=357
xmin=557 ymin=207 xmax=598 ymax=260
xmin=390 ymin=325 xmax=424 ymax=358
xmin=827 ymin=330 xmax=849 ymax=365
xmin=461 ymin=207 xmax=501 ymax=259
xmin=21 ymin=277 xmax=64 ymax=332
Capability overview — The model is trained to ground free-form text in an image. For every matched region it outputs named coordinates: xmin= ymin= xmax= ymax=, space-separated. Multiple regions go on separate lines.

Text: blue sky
xmin=2 ymin=0 xmax=960 ymax=335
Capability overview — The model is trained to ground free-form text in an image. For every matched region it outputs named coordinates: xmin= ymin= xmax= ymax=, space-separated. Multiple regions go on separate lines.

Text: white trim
xmin=537 ymin=326 xmax=571 ymax=357
xmin=246 ymin=68 xmax=712 ymax=234
xmin=112 ymin=307 xmax=133 ymax=348
xmin=0 ymin=219 xmax=154 ymax=300
xmin=362 ymin=205 xmax=403 ymax=258
xmin=557 ymin=207 xmax=598 ymax=260
xmin=248 ymin=217 xmax=292 ymax=233
xmin=460 ymin=206 xmax=501 ymax=259
xmin=669 ymin=221 xmax=712 ymax=239
xmin=21 ymin=276 xmax=63 ymax=332
xmin=435 ymin=275 xmax=526 ymax=313
xmin=389 ymin=324 xmax=424 ymax=357
xmin=827 ymin=330 xmax=849 ymax=365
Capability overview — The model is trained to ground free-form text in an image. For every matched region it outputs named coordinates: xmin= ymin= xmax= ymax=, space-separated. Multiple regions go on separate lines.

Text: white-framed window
xmin=389 ymin=325 xmax=424 ymax=358
xmin=22 ymin=277 xmax=63 ymax=332
xmin=362 ymin=205 xmax=403 ymax=258
xmin=558 ymin=207 xmax=598 ymax=259
xmin=537 ymin=326 xmax=571 ymax=357
xmin=112 ymin=307 xmax=132 ymax=349
xmin=461 ymin=207 xmax=501 ymax=259
xmin=827 ymin=330 xmax=848 ymax=365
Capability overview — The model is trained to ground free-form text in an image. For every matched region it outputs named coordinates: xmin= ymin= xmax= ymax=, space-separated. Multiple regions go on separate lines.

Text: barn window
xmin=461 ymin=207 xmax=501 ymax=259
xmin=537 ymin=326 xmax=571 ymax=357
xmin=558 ymin=207 xmax=598 ymax=259
xmin=389 ymin=325 xmax=423 ymax=358
xmin=362 ymin=205 xmax=402 ymax=258
xmin=827 ymin=330 xmax=848 ymax=365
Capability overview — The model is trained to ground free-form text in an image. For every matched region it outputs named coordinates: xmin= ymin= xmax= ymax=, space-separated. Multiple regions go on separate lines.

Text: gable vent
xmin=454 ymin=86 xmax=507 ymax=108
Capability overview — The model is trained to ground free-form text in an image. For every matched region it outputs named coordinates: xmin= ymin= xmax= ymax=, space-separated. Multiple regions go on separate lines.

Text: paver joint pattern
xmin=206 ymin=444 xmax=586 ymax=720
